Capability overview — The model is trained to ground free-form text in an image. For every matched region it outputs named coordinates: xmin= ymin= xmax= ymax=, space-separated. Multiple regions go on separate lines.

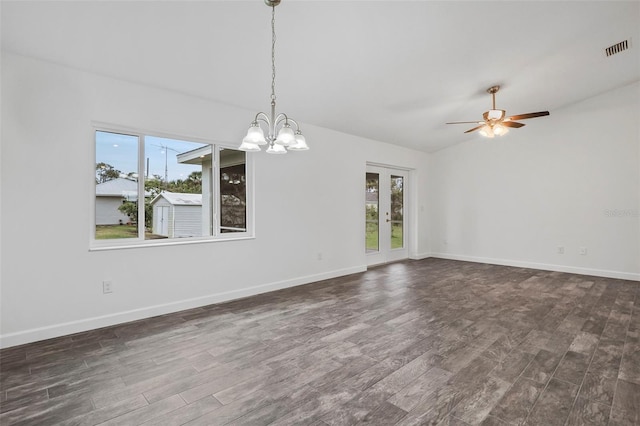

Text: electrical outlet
xmin=102 ymin=280 xmax=113 ymax=294
xmin=579 ymin=247 xmax=587 ymax=255
xmin=557 ymin=246 xmax=565 ymax=254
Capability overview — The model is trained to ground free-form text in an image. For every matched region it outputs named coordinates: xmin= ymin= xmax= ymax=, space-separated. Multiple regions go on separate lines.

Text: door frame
xmin=365 ymin=163 xmax=411 ymax=266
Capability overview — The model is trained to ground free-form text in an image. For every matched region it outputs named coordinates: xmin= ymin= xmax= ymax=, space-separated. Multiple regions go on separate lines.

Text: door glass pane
xmin=219 ymin=148 xmax=247 ymax=233
xmin=390 ymin=175 xmax=404 ymax=249
xmin=366 ymin=172 xmax=379 ymax=252
xmin=95 ymin=131 xmax=139 ymax=239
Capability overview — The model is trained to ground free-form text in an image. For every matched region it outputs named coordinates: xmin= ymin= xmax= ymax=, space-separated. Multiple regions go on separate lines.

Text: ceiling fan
xmin=446 ymin=86 xmax=549 ymax=137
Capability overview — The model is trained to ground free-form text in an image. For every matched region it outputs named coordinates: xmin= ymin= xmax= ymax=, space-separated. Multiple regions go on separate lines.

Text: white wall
xmin=0 ymin=52 xmax=430 ymax=348
xmin=2 ymin=51 xmax=637 ymax=349
xmin=428 ymin=82 xmax=640 ymax=281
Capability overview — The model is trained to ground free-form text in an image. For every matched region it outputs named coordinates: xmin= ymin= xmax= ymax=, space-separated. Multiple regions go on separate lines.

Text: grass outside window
xmin=366 ymin=222 xmax=403 ymax=251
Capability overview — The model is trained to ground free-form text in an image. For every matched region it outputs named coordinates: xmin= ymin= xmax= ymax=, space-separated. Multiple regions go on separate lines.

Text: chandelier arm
xmin=285 ymin=118 xmax=301 ymax=132
xmin=274 ymin=113 xmax=289 ymax=127
xmin=256 ymin=118 xmax=271 ymax=130
xmin=253 ymin=112 xmax=270 ymax=124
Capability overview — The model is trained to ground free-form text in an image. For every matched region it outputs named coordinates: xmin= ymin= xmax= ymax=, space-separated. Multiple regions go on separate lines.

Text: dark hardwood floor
xmin=1 ymin=259 xmax=639 ymax=425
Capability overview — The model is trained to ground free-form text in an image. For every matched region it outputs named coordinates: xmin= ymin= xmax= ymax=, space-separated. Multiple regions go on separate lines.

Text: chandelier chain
xmin=271 ymin=5 xmax=277 ymax=102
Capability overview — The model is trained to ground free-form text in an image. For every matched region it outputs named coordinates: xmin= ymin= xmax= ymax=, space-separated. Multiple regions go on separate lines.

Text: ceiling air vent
xmin=605 ymin=39 xmax=630 ymax=57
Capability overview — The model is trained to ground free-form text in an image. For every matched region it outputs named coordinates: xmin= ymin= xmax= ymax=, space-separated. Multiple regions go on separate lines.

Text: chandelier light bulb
xmin=288 ymin=132 xmax=309 ymax=151
xmin=245 ymin=124 xmax=267 ymax=145
xmin=266 ymin=142 xmax=287 ymax=154
xmin=239 ymin=138 xmax=261 ymax=152
xmin=275 ymin=124 xmax=295 ymax=146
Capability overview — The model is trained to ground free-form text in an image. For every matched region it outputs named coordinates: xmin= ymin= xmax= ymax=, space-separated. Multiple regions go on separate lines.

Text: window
xmin=93 ymin=128 xmax=251 ymax=247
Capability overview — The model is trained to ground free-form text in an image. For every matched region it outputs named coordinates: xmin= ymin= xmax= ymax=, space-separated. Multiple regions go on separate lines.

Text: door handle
xmin=386 ymin=219 xmax=391 ymax=222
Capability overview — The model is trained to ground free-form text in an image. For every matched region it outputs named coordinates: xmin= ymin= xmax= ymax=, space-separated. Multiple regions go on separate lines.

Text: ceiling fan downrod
xmin=487 ymin=85 xmax=500 ymax=110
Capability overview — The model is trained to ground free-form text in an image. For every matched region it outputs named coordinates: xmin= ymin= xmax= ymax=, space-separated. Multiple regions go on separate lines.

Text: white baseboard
xmin=428 ymin=253 xmax=640 ymax=281
xmin=0 ymin=265 xmax=367 ymax=349
xmin=410 ymin=252 xmax=433 ymax=260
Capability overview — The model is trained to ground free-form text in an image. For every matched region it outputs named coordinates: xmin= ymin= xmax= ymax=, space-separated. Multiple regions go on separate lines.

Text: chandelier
xmin=239 ymin=0 xmax=309 ymax=154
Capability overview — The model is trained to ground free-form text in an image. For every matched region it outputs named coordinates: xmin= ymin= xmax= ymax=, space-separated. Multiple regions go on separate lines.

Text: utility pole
xmin=153 ymin=144 xmax=179 ymax=190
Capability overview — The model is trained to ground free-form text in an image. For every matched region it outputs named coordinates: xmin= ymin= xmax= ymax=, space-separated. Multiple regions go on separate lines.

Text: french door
xmin=365 ymin=165 xmax=409 ymax=266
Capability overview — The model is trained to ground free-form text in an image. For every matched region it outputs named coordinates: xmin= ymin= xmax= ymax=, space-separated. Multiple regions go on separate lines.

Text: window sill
xmin=89 ymin=234 xmax=255 ymax=251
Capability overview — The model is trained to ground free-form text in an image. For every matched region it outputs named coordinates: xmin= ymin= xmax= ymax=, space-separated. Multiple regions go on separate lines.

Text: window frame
xmin=90 ymin=123 xmax=254 ymax=251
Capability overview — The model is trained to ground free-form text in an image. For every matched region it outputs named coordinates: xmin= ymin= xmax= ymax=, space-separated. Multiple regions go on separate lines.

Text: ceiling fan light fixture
xmin=479 ymin=125 xmax=494 ymax=138
xmin=493 ymin=124 xmax=509 ymax=136
xmin=446 ymin=85 xmax=550 ymax=138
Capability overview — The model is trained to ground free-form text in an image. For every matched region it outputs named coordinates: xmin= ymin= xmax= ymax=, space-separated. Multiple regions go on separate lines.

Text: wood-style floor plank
xmin=1 ymin=259 xmax=639 ymax=425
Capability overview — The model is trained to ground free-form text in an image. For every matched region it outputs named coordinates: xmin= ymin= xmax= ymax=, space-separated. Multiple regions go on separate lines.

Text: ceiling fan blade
xmin=501 ymin=121 xmax=525 ymax=128
xmin=446 ymin=121 xmax=483 ymax=125
xmin=506 ymin=111 xmax=550 ymax=121
xmin=464 ymin=125 xmax=485 ymax=133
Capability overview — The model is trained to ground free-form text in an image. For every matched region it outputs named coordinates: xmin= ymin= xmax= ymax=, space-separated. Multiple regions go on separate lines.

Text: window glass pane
xmin=95 ymin=131 xmax=139 ymax=239
xmin=366 ymin=172 xmax=379 ymax=252
xmin=144 ymin=136 xmax=212 ymax=239
xmin=94 ymin=129 xmax=252 ymax=246
xmin=219 ymin=148 xmax=246 ymax=233
xmin=391 ymin=175 xmax=403 ymax=249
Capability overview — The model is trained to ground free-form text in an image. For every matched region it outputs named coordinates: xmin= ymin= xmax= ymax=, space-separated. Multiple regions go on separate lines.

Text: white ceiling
xmin=2 ymin=1 xmax=639 ymax=152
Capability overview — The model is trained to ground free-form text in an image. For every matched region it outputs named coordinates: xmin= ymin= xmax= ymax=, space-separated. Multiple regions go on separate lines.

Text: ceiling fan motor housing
xmin=487 ymin=109 xmax=505 ymax=120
